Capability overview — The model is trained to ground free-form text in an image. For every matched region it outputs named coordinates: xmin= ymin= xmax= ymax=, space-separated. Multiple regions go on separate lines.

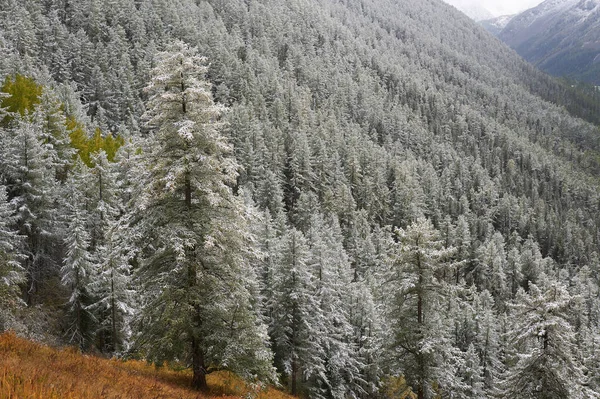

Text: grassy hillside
xmin=0 ymin=332 xmax=292 ymax=399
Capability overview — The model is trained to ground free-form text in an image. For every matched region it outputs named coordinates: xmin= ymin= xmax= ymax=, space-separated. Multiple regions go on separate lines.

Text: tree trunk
xmin=111 ymin=269 xmax=117 ymax=352
xmin=191 ymin=336 xmax=208 ymax=390
xmin=291 ymin=356 xmax=298 ymax=396
xmin=184 ymin=159 xmax=205 ymax=390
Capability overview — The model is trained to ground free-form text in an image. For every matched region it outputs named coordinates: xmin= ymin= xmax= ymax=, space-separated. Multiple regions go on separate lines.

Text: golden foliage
xmin=0 ymin=332 xmax=293 ymax=399
xmin=0 ymin=73 xmax=123 ymax=167
xmin=381 ymin=375 xmax=417 ymax=399
xmin=66 ymin=118 xmax=124 ymax=167
xmin=0 ymin=74 xmax=43 ymax=124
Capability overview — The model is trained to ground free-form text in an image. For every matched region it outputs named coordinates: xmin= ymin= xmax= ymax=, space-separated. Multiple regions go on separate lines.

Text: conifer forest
xmin=1 ymin=0 xmax=600 ymax=398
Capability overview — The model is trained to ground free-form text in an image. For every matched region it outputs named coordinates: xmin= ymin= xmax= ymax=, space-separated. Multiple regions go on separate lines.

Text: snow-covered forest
xmin=1 ymin=0 xmax=600 ymax=398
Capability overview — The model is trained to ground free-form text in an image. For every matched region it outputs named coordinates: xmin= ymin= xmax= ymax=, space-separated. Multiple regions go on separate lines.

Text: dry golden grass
xmin=0 ymin=332 xmax=293 ymax=399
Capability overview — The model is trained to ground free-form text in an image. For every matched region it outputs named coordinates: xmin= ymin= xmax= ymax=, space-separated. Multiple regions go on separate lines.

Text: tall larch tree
xmin=61 ymin=161 xmax=95 ymax=349
xmin=0 ymin=184 xmax=23 ymax=329
xmin=500 ymin=278 xmax=597 ymax=398
xmin=1 ymin=115 xmax=59 ymax=305
xmin=384 ymin=217 xmax=462 ymax=399
xmin=134 ymin=40 xmax=274 ymax=390
xmin=269 ymin=225 xmax=323 ymax=396
xmin=89 ymin=215 xmax=134 ymax=354
xmin=306 ymin=212 xmax=365 ymax=399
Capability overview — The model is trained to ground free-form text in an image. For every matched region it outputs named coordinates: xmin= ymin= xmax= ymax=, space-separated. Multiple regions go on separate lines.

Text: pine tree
xmin=348 ymin=277 xmax=382 ymax=398
xmin=89 ymin=217 xmax=134 ymax=353
xmin=475 ymin=291 xmax=503 ymax=395
xmin=500 ymin=278 xmax=597 ymax=398
xmin=0 ymin=116 xmax=59 ymax=305
xmin=457 ymin=344 xmax=485 ymax=399
xmin=61 ymin=164 xmax=95 ymax=349
xmin=88 ymin=137 xmax=141 ymax=353
xmin=452 ymin=214 xmax=472 ymax=284
xmin=384 ymin=217 xmax=460 ymax=399
xmin=0 ymin=184 xmax=23 ymax=330
xmin=474 ymin=232 xmax=508 ymax=306
xmin=34 ymin=89 xmax=75 ymax=182
xmin=134 ymin=40 xmax=274 ymax=389
xmin=306 ymin=213 xmax=365 ymax=399
xmin=86 ymin=150 xmax=121 ymax=250
xmin=270 ymin=226 xmax=322 ymax=396
xmin=520 ymin=237 xmax=545 ymax=291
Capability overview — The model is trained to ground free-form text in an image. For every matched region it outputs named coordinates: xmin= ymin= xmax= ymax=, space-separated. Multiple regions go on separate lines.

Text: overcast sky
xmin=444 ymin=0 xmax=546 ymax=17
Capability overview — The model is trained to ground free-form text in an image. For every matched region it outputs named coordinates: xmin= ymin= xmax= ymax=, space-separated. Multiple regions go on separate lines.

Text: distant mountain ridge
xmin=442 ymin=0 xmax=494 ymax=20
xmin=480 ymin=14 xmax=515 ymax=36
xmin=498 ymin=0 xmax=600 ymax=84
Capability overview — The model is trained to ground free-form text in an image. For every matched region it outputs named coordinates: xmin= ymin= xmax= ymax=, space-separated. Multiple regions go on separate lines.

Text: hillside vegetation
xmin=2 ymin=0 xmax=600 ymax=398
xmin=0 ymin=332 xmax=292 ymax=399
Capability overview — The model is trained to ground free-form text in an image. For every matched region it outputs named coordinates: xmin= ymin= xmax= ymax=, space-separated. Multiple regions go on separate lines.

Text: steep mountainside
xmin=1 ymin=0 xmax=600 ymax=397
xmin=499 ymin=0 xmax=600 ymax=83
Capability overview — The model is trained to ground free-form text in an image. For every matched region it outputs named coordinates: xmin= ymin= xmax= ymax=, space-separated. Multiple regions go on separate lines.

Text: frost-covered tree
xmin=473 ymin=290 xmax=503 ymax=394
xmin=457 ymin=344 xmax=485 ymax=399
xmin=33 ymin=89 xmax=75 ymax=182
xmin=270 ymin=226 xmax=322 ymax=396
xmin=0 ymin=184 xmax=23 ymax=329
xmin=473 ymin=232 xmax=508 ymax=306
xmin=61 ymin=164 xmax=95 ymax=349
xmin=520 ymin=237 xmax=545 ymax=291
xmin=86 ymin=140 xmax=140 ymax=353
xmin=0 ymin=116 xmax=59 ymax=305
xmin=500 ymin=278 xmax=597 ymax=398
xmin=348 ymin=277 xmax=382 ymax=398
xmin=134 ymin=40 xmax=274 ymax=389
xmin=86 ymin=150 xmax=121 ymax=250
xmin=89 ymin=217 xmax=133 ymax=354
xmin=452 ymin=214 xmax=472 ymax=283
xmin=306 ymin=213 xmax=366 ymax=399
xmin=384 ymin=218 xmax=461 ymax=399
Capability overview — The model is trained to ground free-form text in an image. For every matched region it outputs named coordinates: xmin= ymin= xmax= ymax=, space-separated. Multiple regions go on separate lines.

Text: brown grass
xmin=0 ymin=332 xmax=293 ymax=399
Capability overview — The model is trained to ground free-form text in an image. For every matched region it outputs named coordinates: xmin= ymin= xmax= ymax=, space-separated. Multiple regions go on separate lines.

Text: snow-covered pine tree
xmin=134 ymin=40 xmax=274 ymax=390
xmin=500 ymin=277 xmax=597 ymax=398
xmin=473 ymin=290 xmax=503 ymax=395
xmin=89 ymin=216 xmax=134 ymax=354
xmin=473 ymin=232 xmax=508 ymax=308
xmin=0 ymin=184 xmax=23 ymax=329
xmin=457 ymin=344 xmax=485 ymax=399
xmin=88 ymin=137 xmax=141 ymax=354
xmin=0 ymin=115 xmax=59 ymax=305
xmin=86 ymin=150 xmax=121 ymax=251
xmin=383 ymin=217 xmax=462 ymax=399
xmin=61 ymin=161 xmax=95 ymax=349
xmin=269 ymin=225 xmax=323 ymax=396
xmin=348 ymin=276 xmax=382 ymax=398
xmin=253 ymin=208 xmax=283 ymax=326
xmin=571 ymin=263 xmax=600 ymax=393
xmin=33 ymin=89 xmax=75 ymax=182
xmin=306 ymin=212 xmax=365 ymax=399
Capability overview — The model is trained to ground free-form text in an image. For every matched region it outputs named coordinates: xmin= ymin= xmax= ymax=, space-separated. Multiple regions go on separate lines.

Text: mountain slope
xmin=499 ymin=0 xmax=600 ymax=83
xmin=1 ymin=0 xmax=600 ymax=397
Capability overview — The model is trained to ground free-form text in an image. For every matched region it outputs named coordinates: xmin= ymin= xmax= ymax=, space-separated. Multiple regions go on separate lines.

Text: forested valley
xmin=1 ymin=0 xmax=600 ymax=398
